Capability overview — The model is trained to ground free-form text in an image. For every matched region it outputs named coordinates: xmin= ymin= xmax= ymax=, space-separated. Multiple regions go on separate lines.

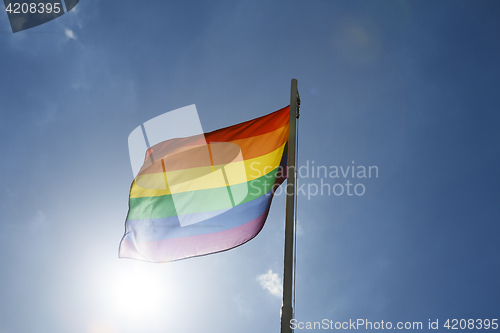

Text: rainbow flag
xmin=119 ymin=106 xmax=290 ymax=262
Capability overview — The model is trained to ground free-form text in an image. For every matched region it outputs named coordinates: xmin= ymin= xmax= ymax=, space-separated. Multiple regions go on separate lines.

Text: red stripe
xmin=141 ymin=105 xmax=289 ymax=174
xmin=206 ymin=105 xmax=290 ymax=142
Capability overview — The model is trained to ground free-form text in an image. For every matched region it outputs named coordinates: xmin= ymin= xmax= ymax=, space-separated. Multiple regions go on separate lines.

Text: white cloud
xmin=256 ymin=270 xmax=283 ymax=297
xmin=65 ymin=28 xmax=76 ymax=40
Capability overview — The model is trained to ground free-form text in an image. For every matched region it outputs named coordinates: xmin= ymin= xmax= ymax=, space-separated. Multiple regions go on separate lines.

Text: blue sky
xmin=1 ymin=1 xmax=499 ymax=332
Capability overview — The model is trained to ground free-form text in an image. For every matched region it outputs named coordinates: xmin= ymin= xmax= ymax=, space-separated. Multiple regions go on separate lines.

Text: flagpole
xmin=281 ymin=78 xmax=299 ymax=333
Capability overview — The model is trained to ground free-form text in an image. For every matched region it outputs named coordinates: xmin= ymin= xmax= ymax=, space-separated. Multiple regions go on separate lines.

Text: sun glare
xmin=108 ymin=264 xmax=168 ymax=325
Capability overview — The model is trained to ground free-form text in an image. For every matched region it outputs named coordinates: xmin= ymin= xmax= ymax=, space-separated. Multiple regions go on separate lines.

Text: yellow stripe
xmin=130 ymin=143 xmax=286 ymax=198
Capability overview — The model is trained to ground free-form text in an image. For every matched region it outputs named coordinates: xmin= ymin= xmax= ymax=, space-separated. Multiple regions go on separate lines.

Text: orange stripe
xmin=143 ymin=105 xmax=289 ymax=164
xmin=137 ymin=108 xmax=289 ymax=176
xmin=224 ymin=124 xmax=288 ymax=160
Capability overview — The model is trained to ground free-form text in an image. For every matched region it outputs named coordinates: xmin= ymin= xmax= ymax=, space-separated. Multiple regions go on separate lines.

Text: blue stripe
xmin=125 ymin=190 xmax=275 ymax=242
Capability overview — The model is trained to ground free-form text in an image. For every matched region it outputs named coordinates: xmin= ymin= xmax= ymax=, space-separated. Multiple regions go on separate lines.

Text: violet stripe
xmin=119 ymin=208 xmax=270 ymax=262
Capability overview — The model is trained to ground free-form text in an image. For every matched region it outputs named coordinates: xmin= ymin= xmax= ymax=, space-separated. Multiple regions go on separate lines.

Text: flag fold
xmin=119 ymin=106 xmax=290 ymax=262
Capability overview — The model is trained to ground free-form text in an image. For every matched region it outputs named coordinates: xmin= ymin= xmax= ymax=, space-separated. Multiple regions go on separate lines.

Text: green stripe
xmin=126 ymin=167 xmax=280 ymax=220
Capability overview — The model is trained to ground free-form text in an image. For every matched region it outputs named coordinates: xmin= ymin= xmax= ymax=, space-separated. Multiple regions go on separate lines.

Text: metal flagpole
xmin=281 ymin=78 xmax=299 ymax=333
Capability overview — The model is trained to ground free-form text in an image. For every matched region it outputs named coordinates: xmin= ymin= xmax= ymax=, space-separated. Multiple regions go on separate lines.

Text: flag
xmin=119 ymin=106 xmax=290 ymax=262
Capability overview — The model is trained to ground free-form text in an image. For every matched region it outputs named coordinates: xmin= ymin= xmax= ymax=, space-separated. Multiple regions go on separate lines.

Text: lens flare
xmin=108 ymin=264 xmax=168 ymax=325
